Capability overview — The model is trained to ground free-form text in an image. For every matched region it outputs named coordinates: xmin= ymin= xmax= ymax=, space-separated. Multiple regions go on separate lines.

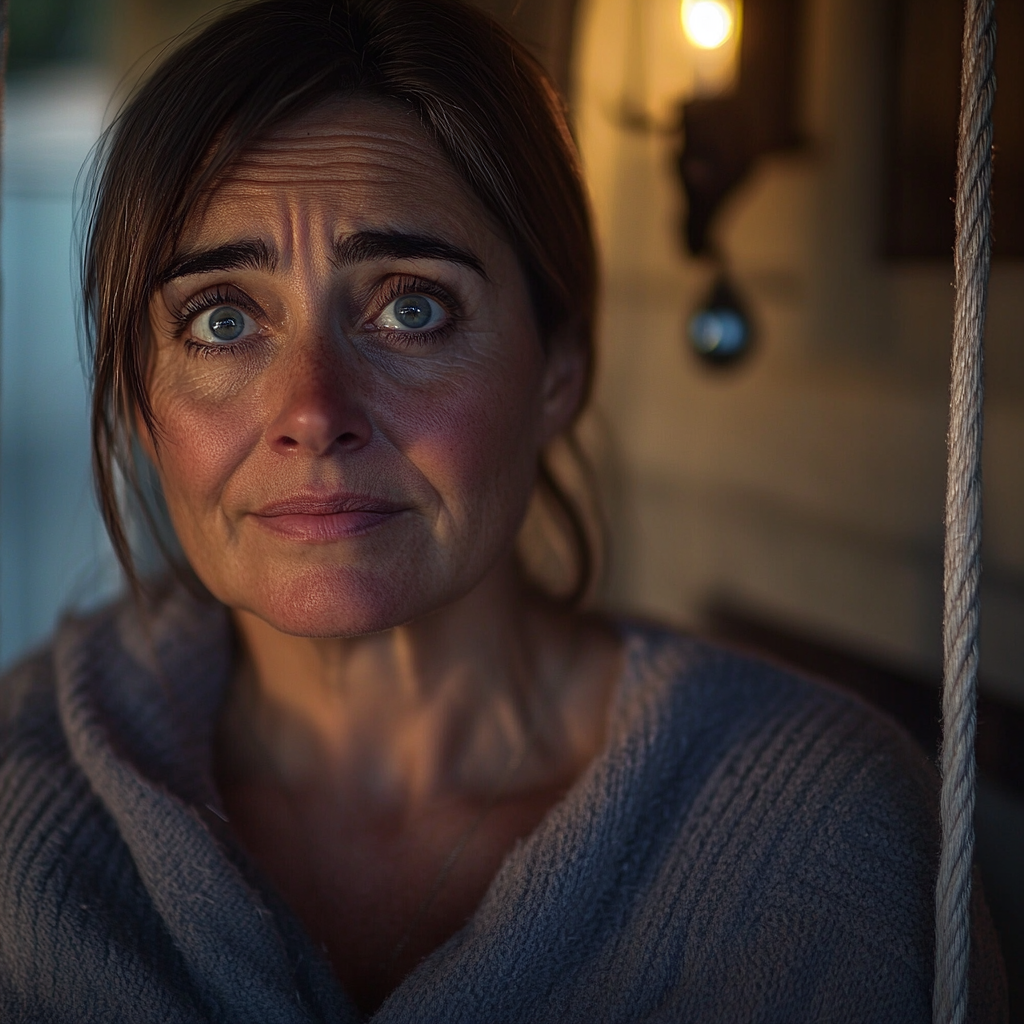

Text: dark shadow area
xmin=884 ymin=0 xmax=1024 ymax=259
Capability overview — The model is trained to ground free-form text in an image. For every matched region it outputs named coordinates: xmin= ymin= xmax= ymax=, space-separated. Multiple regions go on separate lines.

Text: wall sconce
xmin=611 ymin=0 xmax=802 ymax=366
xmin=678 ymin=0 xmax=803 ymax=366
xmin=677 ymin=0 xmax=802 ymax=255
xmin=679 ymin=0 xmax=742 ymax=97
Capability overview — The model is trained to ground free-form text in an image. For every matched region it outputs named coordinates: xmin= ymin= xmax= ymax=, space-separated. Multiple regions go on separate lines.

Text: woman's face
xmin=145 ymin=98 xmax=584 ymax=636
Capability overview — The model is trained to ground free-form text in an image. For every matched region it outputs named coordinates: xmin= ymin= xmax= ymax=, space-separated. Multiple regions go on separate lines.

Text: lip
xmin=252 ymin=493 xmax=408 ymax=542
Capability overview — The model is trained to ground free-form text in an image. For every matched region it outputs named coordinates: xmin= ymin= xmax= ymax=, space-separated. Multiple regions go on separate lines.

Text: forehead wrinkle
xmin=180 ymin=100 xmax=507 ymax=282
xmin=180 ymin=191 xmax=300 ymax=273
xmin=220 ymin=110 xmax=463 ymax=190
xmin=219 ymin=148 xmax=460 ymax=189
xmin=200 ymin=163 xmax=491 ymax=260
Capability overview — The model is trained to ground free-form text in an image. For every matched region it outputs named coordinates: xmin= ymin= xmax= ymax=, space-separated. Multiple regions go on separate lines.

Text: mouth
xmin=252 ymin=493 xmax=408 ymax=542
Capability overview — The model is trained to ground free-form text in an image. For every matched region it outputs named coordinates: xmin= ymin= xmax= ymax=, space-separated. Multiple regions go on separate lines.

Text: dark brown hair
xmin=82 ymin=0 xmax=599 ymax=603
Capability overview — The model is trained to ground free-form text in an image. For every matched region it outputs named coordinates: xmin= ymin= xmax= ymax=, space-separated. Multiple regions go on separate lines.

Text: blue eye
xmin=189 ymin=304 xmax=256 ymax=345
xmin=375 ymin=293 xmax=446 ymax=333
xmin=208 ymin=306 xmax=244 ymax=340
xmin=395 ymin=295 xmax=432 ymax=328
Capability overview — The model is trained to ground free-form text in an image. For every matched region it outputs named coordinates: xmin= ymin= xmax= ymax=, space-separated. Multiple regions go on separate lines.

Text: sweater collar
xmin=51 ymin=585 xmax=693 ymax=1021
xmin=56 ymin=581 xmax=233 ymax=810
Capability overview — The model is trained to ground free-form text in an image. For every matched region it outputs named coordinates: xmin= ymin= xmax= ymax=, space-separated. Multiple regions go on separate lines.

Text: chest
xmin=219 ymin=776 xmax=563 ymax=1014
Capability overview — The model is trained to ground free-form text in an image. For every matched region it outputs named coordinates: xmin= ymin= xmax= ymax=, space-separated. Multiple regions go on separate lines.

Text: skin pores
xmin=143 ymin=98 xmax=586 ymax=638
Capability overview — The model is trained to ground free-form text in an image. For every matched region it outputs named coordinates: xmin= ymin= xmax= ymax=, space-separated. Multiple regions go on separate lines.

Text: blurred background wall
xmin=1 ymin=0 xmax=1021 ymax=1009
xmin=573 ymin=0 xmax=1024 ymax=708
xmin=1 ymin=0 xmax=118 ymax=668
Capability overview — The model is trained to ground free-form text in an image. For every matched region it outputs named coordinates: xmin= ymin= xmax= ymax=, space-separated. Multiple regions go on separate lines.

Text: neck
xmin=220 ymin=556 xmax=611 ymax=811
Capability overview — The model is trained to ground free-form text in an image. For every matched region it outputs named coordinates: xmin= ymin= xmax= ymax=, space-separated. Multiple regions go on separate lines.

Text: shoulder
xmin=608 ymin=619 xmax=1006 ymax=1021
xmin=0 ymin=638 xmax=60 ymax=739
xmin=0 ymin=600 xmax=211 ymax=1023
xmin=0 ymin=579 xmax=231 ymax=828
xmin=610 ymin=619 xmax=948 ymax=1018
xmin=615 ymin=617 xmax=938 ymax=806
xmin=0 ymin=642 xmax=74 ymax=827
xmin=615 ymin=616 xmax=940 ymax=867
xmin=0 ymin=594 xmax=141 ymax=776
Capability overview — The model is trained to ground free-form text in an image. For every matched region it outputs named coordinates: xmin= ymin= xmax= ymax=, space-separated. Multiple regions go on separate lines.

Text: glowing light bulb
xmin=681 ymin=0 xmax=735 ymax=50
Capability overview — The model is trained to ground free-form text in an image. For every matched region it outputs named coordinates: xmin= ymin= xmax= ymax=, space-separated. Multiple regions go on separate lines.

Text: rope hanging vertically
xmin=934 ymin=0 xmax=996 ymax=1020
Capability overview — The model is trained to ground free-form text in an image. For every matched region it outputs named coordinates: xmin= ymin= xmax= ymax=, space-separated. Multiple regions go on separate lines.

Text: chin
xmin=220 ymin=560 xmax=449 ymax=638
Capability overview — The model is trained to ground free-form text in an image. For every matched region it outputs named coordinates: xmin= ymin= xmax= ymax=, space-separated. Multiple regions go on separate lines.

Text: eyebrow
xmin=158 ymin=229 xmax=487 ymax=285
xmin=159 ymin=239 xmax=276 ymax=284
xmin=333 ymin=230 xmax=487 ymax=278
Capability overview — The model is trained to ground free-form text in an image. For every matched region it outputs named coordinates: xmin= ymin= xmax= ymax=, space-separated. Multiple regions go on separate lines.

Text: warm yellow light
xmin=681 ymin=0 xmax=735 ymax=50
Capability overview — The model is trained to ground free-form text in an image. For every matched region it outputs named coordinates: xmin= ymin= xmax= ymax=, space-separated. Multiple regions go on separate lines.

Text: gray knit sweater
xmin=0 ymin=586 xmax=1007 ymax=1022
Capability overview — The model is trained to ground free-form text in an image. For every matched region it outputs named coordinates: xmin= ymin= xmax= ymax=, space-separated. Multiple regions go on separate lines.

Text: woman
xmin=0 ymin=0 xmax=1006 ymax=1020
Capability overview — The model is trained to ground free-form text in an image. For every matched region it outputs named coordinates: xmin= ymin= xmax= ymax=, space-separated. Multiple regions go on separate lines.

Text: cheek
xmin=392 ymin=349 xmax=545 ymax=523
xmin=150 ymin=381 xmax=263 ymax=528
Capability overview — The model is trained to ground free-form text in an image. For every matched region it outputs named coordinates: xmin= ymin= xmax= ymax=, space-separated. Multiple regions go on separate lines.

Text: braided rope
xmin=934 ymin=1 xmax=996 ymax=1020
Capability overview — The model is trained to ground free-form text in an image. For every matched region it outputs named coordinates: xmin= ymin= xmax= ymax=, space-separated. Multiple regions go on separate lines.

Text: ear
xmin=539 ymin=322 xmax=590 ymax=445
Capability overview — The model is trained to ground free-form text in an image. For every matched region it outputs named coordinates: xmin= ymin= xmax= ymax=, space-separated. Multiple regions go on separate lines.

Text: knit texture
xmin=0 ymin=586 xmax=1007 ymax=1023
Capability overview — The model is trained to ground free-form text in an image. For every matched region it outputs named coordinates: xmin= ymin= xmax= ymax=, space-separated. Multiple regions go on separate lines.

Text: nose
xmin=265 ymin=342 xmax=373 ymax=457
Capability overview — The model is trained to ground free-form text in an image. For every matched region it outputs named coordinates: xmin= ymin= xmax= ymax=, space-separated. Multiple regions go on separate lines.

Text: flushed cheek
xmin=390 ymin=366 xmax=542 ymax=539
